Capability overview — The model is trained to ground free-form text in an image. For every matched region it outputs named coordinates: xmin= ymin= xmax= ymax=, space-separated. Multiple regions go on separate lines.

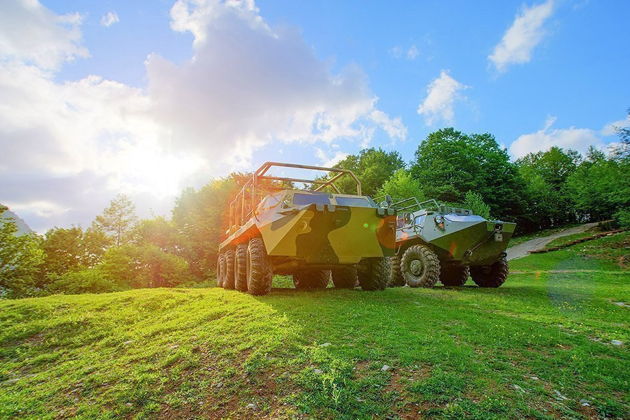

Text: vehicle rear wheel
xmin=293 ymin=270 xmax=331 ymax=290
xmin=235 ymin=244 xmax=248 ymax=291
xmin=216 ymin=254 xmax=225 ymax=287
xmin=357 ymin=257 xmax=388 ymax=291
xmin=470 ymin=258 xmax=508 ymax=288
xmin=331 ymin=267 xmax=357 ymax=289
xmin=400 ymin=245 xmax=440 ymax=288
xmin=246 ymin=238 xmax=273 ymax=295
xmin=223 ymin=249 xmax=235 ymax=290
xmin=387 ymin=255 xmax=405 ymax=287
xmin=440 ymin=264 xmax=469 ymax=286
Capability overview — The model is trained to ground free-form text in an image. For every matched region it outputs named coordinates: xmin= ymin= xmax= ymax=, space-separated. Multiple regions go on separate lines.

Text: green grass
xmin=544 ymin=232 xmax=597 ymax=249
xmin=1 ymin=235 xmax=629 ymax=419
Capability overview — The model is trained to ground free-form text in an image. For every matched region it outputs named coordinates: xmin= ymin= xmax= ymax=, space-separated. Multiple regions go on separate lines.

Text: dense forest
xmin=1 ymin=124 xmax=628 ymax=298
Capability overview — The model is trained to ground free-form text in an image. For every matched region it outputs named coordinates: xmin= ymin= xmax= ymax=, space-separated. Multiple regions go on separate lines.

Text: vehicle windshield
xmin=334 ymin=196 xmax=374 ymax=207
xmin=292 ymin=193 xmax=331 ymax=205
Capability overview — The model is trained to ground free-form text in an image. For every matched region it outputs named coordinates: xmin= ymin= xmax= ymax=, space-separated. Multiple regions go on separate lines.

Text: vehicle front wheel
xmin=247 ymin=238 xmax=273 ymax=295
xmin=400 ymin=245 xmax=440 ymax=288
xmin=470 ymin=259 xmax=508 ymax=288
xmin=357 ymin=257 xmax=388 ymax=291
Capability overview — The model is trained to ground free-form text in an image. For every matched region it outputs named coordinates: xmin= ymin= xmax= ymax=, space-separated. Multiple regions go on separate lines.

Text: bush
xmin=614 ymin=209 xmax=630 ymax=229
xmin=463 ymin=191 xmax=491 ymax=219
xmin=47 ymin=269 xmax=120 ymax=295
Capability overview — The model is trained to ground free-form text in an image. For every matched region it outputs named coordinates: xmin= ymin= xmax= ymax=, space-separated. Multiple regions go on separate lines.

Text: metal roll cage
xmin=227 ymin=162 xmax=362 ymax=230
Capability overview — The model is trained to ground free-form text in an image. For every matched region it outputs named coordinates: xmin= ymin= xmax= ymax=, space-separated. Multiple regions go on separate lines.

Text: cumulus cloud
xmin=417 ymin=70 xmax=468 ymax=126
xmin=100 ymin=11 xmax=119 ymax=27
xmin=509 ymin=116 xmax=604 ymax=158
xmin=0 ymin=0 xmax=88 ymax=70
xmin=489 ymin=0 xmax=554 ymax=72
xmin=0 ymin=0 xmax=404 ymax=231
xmin=147 ymin=0 xmax=404 ymax=167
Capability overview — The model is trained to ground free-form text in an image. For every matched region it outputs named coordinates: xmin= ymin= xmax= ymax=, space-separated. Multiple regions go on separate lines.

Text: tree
xmin=330 ymin=148 xmax=405 ymax=196
xmin=410 ymin=128 xmax=524 ymax=218
xmin=0 ymin=206 xmax=44 ymax=297
xmin=132 ymin=217 xmax=179 ymax=253
xmin=567 ymin=152 xmax=630 ymax=222
xmin=38 ymin=226 xmax=110 ymax=286
xmin=93 ymin=194 xmax=137 ymax=246
xmin=463 ymin=191 xmax=491 ymax=219
xmin=516 ymin=147 xmax=581 ymax=229
xmin=377 ymin=169 xmax=425 ymax=202
xmin=172 ymin=176 xmax=239 ymax=278
xmin=100 ymin=245 xmax=190 ymax=289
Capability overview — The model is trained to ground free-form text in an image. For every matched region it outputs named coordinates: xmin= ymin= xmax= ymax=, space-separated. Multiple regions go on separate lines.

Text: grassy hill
xmin=1 ymin=233 xmax=628 ymax=419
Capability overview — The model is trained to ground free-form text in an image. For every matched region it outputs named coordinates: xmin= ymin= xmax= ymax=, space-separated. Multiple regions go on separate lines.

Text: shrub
xmin=47 ymin=269 xmax=120 ymax=295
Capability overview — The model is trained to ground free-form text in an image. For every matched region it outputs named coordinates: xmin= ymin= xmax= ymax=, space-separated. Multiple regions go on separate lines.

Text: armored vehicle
xmin=387 ymin=198 xmax=516 ymax=288
xmin=216 ymin=162 xmax=396 ymax=295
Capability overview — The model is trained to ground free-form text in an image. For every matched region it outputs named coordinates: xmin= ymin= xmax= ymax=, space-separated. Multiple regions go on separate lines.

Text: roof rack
xmin=227 ymin=162 xmax=362 ymax=231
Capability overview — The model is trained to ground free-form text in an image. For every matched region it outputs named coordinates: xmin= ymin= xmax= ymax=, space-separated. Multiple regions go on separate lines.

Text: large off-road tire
xmin=293 ymin=270 xmax=331 ymax=290
xmin=440 ymin=264 xmax=470 ymax=286
xmin=470 ymin=258 xmax=508 ymax=288
xmin=387 ymin=255 xmax=405 ymax=287
xmin=400 ymin=245 xmax=440 ymax=288
xmin=357 ymin=257 xmax=388 ymax=291
xmin=223 ymin=249 xmax=235 ymax=290
xmin=331 ymin=267 xmax=357 ymax=289
xmin=234 ymin=244 xmax=248 ymax=292
xmin=246 ymin=238 xmax=273 ymax=295
xmin=216 ymin=254 xmax=225 ymax=287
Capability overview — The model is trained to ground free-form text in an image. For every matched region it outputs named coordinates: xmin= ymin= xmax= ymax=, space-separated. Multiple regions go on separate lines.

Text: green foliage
xmin=47 ymin=269 xmax=120 ymax=294
xmin=462 ymin=191 xmax=491 ymax=219
xmin=410 ymin=128 xmax=524 ymax=218
xmin=39 ymin=227 xmax=109 ymax=282
xmin=566 ymin=152 xmax=630 ymax=221
xmin=0 ymin=208 xmax=44 ymax=297
xmin=101 ymin=245 xmax=190 ymax=289
xmin=376 ymin=169 xmax=424 ymax=202
xmin=331 ymin=148 xmax=405 ymax=196
xmin=516 ymin=146 xmax=581 ymax=229
xmin=172 ymin=177 xmax=239 ymax=278
xmin=614 ymin=208 xmax=630 ymax=229
xmin=92 ymin=194 xmax=138 ymax=246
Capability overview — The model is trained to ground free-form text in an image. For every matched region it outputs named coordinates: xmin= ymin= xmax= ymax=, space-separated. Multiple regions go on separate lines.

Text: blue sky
xmin=1 ymin=0 xmax=629 ymax=231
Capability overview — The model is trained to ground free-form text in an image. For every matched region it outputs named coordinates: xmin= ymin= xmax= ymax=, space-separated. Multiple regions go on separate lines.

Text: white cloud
xmin=406 ymin=45 xmax=419 ymax=60
xmin=0 ymin=0 xmax=88 ymax=70
xmin=390 ymin=44 xmax=419 ymax=60
xmin=417 ymin=70 xmax=468 ymax=126
xmin=0 ymin=0 xmax=405 ymax=231
xmin=148 ymin=0 xmax=404 ymax=167
xmin=601 ymin=114 xmax=630 ymax=136
xmin=509 ymin=116 xmax=604 ymax=158
xmin=100 ymin=11 xmax=119 ymax=27
xmin=489 ymin=0 xmax=554 ymax=72
xmin=315 ymin=148 xmax=349 ymax=168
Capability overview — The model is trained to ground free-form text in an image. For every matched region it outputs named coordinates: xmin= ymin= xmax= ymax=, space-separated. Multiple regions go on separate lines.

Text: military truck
xmin=387 ymin=197 xmax=515 ymax=288
xmin=216 ymin=162 xmax=397 ymax=295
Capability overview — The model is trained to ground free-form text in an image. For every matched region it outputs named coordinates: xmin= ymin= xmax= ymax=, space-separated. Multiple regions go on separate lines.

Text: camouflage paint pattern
xmin=220 ymin=191 xmax=396 ymax=266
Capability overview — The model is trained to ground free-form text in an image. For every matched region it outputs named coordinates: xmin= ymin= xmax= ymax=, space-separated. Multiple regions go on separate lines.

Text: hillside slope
xmin=1 ymin=234 xmax=628 ymax=419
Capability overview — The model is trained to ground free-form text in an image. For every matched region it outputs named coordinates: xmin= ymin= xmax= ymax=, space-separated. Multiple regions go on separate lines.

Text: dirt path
xmin=506 ymin=222 xmax=600 ymax=261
